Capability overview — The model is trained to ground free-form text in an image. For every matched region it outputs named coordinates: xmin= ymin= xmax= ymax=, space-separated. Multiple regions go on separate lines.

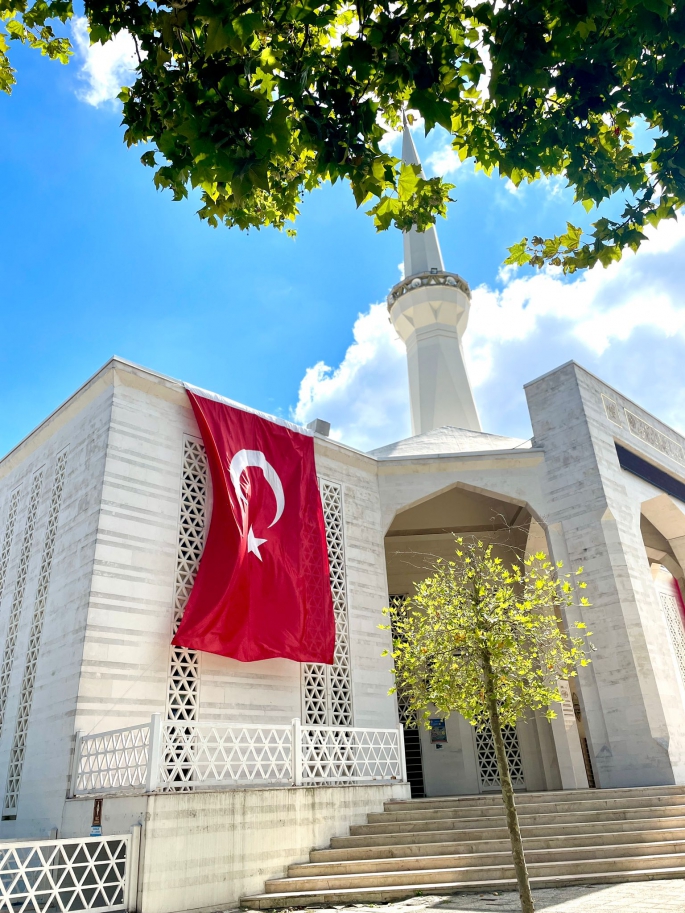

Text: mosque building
xmin=1 ymin=128 xmax=685 ymax=910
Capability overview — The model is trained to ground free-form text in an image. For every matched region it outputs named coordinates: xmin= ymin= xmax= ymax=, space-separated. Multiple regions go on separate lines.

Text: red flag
xmin=173 ymin=391 xmax=335 ymax=663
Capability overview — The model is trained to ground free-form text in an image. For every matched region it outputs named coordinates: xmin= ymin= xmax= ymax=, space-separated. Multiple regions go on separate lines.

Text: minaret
xmin=387 ymin=120 xmax=481 ymax=435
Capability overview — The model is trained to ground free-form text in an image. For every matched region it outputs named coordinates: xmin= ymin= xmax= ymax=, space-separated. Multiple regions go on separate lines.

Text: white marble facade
xmin=2 ymin=353 xmax=685 ymax=839
xmin=0 ymin=359 xmax=398 ymax=837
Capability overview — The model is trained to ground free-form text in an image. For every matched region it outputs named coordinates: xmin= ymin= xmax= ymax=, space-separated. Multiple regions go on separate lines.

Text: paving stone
xmin=286 ymin=879 xmax=685 ymax=913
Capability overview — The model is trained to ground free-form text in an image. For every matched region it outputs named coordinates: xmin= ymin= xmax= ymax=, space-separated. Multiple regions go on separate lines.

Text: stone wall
xmin=0 ymin=376 xmax=113 ymax=837
xmin=525 ymin=361 xmax=685 ymax=788
xmin=62 ymin=782 xmax=410 ymax=913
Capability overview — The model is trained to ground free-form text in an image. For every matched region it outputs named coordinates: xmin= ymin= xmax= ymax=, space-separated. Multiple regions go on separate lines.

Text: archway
xmin=640 ymin=495 xmax=685 ymax=699
xmin=385 ymin=483 xmax=564 ymax=798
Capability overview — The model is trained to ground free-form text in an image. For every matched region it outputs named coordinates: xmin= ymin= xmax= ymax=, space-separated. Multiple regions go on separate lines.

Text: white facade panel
xmin=0 ymin=384 xmax=113 ymax=836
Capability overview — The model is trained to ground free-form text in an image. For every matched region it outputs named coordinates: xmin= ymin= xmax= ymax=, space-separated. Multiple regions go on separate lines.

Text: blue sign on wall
xmin=429 ymin=718 xmax=447 ymax=743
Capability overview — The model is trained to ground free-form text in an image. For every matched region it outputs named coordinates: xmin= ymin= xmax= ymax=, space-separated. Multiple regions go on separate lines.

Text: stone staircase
xmin=241 ymin=785 xmax=685 ymax=908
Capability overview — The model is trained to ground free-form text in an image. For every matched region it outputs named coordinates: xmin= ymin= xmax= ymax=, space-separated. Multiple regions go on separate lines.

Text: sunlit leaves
xmin=384 ymin=538 xmax=592 ymax=732
xmin=7 ymin=0 xmax=683 ymax=267
xmin=0 ymin=0 xmax=72 ymax=93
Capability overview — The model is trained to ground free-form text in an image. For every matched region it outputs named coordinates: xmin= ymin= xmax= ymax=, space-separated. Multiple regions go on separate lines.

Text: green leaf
xmin=397 ymin=163 xmax=420 ymax=202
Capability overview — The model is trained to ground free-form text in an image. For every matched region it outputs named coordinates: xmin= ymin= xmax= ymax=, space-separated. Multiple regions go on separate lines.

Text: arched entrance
xmin=641 ymin=495 xmax=685 ymax=702
xmin=384 ymin=482 xmax=570 ymax=798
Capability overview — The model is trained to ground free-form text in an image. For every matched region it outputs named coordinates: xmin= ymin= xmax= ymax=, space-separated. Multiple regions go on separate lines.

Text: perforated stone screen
xmin=660 ymin=590 xmax=685 ymax=689
xmin=302 ymin=480 xmax=352 ymax=726
xmin=3 ymin=450 xmax=68 ymax=818
xmin=0 ymin=487 xmax=21 ymax=609
xmin=0 ymin=470 xmax=44 ymax=739
xmin=475 ymin=723 xmax=525 ymax=790
xmin=166 ymin=439 xmax=207 ymax=728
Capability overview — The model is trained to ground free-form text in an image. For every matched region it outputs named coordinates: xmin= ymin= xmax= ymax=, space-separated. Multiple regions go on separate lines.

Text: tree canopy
xmin=385 ymin=538 xmax=593 ymax=913
xmin=4 ymin=0 xmax=685 ymax=271
xmin=385 ymin=539 xmax=592 ymax=731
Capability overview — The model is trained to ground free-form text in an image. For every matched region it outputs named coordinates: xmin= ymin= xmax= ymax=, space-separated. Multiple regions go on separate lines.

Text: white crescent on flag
xmin=229 ymin=449 xmax=285 ymax=560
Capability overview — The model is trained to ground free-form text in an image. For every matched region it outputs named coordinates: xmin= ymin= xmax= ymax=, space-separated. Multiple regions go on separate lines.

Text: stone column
xmin=525 ymin=363 xmax=676 ymax=788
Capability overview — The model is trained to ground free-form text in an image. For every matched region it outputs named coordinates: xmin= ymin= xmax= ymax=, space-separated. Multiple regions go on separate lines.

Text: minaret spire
xmin=402 ymin=113 xmax=444 ymax=278
xmin=387 ymin=115 xmax=482 ymax=435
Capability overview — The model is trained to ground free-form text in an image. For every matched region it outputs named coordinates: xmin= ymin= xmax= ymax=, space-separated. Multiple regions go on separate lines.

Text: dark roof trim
xmin=616 ymin=443 xmax=685 ymax=505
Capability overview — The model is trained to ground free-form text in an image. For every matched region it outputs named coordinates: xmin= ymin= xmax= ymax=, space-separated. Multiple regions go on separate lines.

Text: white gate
xmin=0 ymin=832 xmax=137 ymax=913
xmin=475 ymin=724 xmax=525 ymax=791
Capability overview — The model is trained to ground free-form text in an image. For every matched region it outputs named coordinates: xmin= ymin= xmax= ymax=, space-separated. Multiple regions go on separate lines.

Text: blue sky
xmin=2 ymin=25 xmax=685 ymax=457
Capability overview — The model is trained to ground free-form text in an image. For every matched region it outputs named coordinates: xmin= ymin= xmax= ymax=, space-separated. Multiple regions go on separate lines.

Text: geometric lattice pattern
xmin=660 ymin=590 xmax=685 ymax=689
xmin=0 ymin=487 xmax=21 ymax=610
xmin=3 ymin=451 xmax=68 ymax=818
xmin=73 ymin=719 xmax=402 ymax=792
xmin=0 ymin=469 xmax=44 ymax=739
xmin=302 ymin=480 xmax=352 ymax=726
xmin=302 ymin=662 xmax=328 ymax=725
xmin=475 ymin=723 xmax=525 ymax=790
xmin=165 ymin=439 xmax=207 ymax=727
xmin=74 ymin=724 xmax=150 ymax=796
xmin=164 ymin=439 xmax=208 ymax=788
xmin=161 ymin=723 xmax=293 ymax=788
xmin=301 ymin=726 xmax=402 ymax=784
xmin=0 ymin=835 xmax=129 ymax=913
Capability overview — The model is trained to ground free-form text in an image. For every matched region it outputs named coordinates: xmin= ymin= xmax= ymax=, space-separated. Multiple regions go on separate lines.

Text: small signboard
xmin=90 ymin=798 xmax=103 ymax=837
xmin=429 ymin=718 xmax=447 ymax=743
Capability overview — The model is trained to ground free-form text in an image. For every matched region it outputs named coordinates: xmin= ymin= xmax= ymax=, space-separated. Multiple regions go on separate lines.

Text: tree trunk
xmin=482 ymin=653 xmax=535 ymax=913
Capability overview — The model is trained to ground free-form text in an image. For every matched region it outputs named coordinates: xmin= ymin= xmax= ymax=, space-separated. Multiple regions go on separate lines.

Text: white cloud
xmin=293 ymin=216 xmax=685 ymax=450
xmin=71 ymin=17 xmax=138 ymax=108
xmin=292 ymin=304 xmax=410 ymax=452
xmin=426 ymin=142 xmax=464 ymax=178
xmin=466 ymin=216 xmax=685 ymax=382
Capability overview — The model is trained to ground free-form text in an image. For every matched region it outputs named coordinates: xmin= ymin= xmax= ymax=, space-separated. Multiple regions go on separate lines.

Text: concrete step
xmin=312 ymin=826 xmax=685 ymax=862
xmin=295 ymin=838 xmax=685 ymax=877
xmin=371 ymin=793 xmax=685 ymax=823
xmin=331 ymin=814 xmax=685 ymax=848
xmin=350 ymin=804 xmax=685 ymax=836
xmin=267 ymin=851 xmax=685 ymax=893
xmin=384 ymin=785 xmax=685 ymax=813
xmin=241 ymin=788 xmax=685 ymax=909
xmin=241 ymin=866 xmax=685 ymax=908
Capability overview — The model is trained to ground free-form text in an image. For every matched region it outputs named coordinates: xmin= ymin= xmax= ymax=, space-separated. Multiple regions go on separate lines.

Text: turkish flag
xmin=172 ymin=391 xmax=335 ymax=663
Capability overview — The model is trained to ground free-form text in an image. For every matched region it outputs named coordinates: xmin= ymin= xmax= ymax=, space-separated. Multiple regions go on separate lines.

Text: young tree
xmin=384 ymin=538 xmax=592 ymax=913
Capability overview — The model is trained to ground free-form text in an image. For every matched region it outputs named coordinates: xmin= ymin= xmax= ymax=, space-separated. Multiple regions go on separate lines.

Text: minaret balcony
xmin=387 ymin=269 xmax=471 ymax=312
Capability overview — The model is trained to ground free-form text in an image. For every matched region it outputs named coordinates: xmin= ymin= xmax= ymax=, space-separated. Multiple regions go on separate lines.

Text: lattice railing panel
xmin=74 ymin=724 xmax=150 ymax=795
xmin=73 ymin=719 xmax=403 ymax=794
xmin=0 ymin=487 xmax=21 ymax=610
xmin=301 ymin=726 xmax=402 ymax=784
xmin=161 ymin=723 xmax=292 ymax=787
xmin=303 ymin=480 xmax=352 ymax=727
xmin=660 ymin=590 xmax=685 ymax=688
xmin=0 ymin=835 xmax=129 ymax=913
xmin=0 ymin=470 xmax=44 ymax=738
xmin=475 ymin=724 xmax=525 ymax=790
xmin=3 ymin=452 xmax=68 ymax=817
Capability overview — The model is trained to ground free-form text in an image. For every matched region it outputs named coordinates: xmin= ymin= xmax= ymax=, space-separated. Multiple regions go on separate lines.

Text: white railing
xmin=72 ymin=725 xmax=151 ymax=796
xmin=300 ymin=724 xmax=404 ymax=784
xmin=71 ymin=716 xmax=406 ymax=795
xmin=161 ymin=721 xmax=292 ymax=788
xmin=0 ymin=831 xmax=139 ymax=913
